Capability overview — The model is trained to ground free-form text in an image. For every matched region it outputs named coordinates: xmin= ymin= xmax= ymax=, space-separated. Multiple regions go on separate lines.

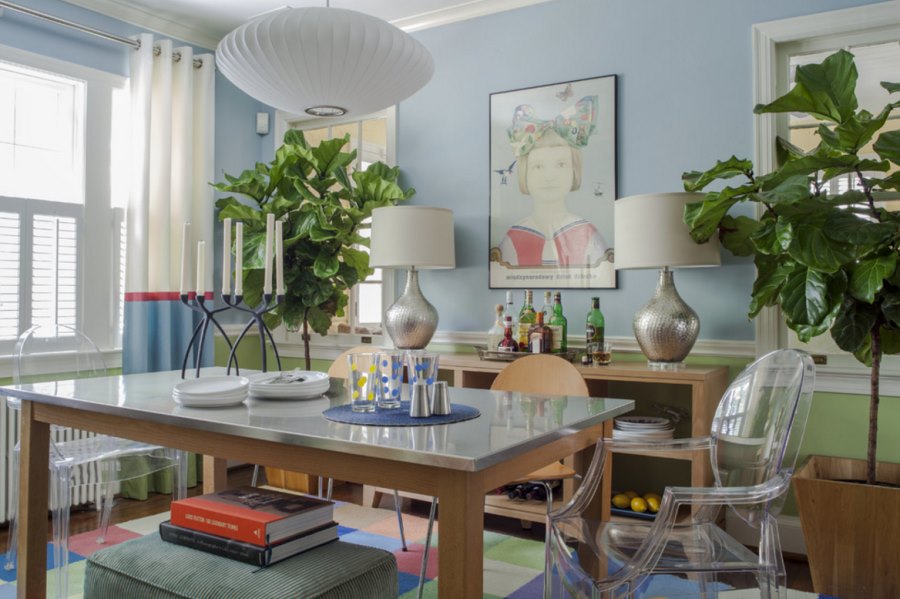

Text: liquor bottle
xmin=548 ymin=291 xmax=568 ymax=352
xmin=503 ymin=291 xmax=518 ymax=331
xmin=487 ymin=303 xmax=505 ymax=350
xmin=497 ymin=316 xmax=519 ymax=352
xmin=540 ymin=291 xmax=553 ymax=320
xmin=517 ymin=290 xmax=537 ymax=351
xmin=527 ymin=311 xmax=553 ymax=353
xmin=585 ymin=296 xmax=605 ymax=347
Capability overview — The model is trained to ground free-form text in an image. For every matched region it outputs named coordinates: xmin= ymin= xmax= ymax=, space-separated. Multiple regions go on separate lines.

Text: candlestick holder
xmin=223 ymin=292 xmax=284 ymax=374
xmin=180 ymin=293 xmax=236 ymax=379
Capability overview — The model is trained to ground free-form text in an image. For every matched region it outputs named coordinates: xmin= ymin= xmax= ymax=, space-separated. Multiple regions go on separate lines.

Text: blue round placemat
xmin=323 ymin=401 xmax=480 ymax=426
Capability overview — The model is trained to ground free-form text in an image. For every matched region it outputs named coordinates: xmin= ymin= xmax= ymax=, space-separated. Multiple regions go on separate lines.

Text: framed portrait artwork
xmin=489 ymin=75 xmax=617 ymax=289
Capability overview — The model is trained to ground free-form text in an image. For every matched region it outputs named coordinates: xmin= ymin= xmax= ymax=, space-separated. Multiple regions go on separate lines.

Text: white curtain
xmin=127 ymin=33 xmax=215 ymax=296
xmin=124 ymin=33 xmax=215 ymax=374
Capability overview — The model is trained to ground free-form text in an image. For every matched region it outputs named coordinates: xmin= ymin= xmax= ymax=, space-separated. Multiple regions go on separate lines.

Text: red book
xmin=170 ymin=486 xmax=334 ymax=547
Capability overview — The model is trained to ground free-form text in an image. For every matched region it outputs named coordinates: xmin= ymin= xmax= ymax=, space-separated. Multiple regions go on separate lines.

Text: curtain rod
xmin=0 ymin=0 xmax=203 ymax=68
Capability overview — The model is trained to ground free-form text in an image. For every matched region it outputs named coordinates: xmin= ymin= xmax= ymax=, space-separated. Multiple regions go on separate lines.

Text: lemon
xmin=612 ymin=493 xmax=630 ymax=509
xmin=630 ymin=496 xmax=648 ymax=513
xmin=645 ymin=496 xmax=660 ymax=513
xmin=624 ymin=490 xmax=639 ymax=500
xmin=644 ymin=492 xmax=662 ymax=503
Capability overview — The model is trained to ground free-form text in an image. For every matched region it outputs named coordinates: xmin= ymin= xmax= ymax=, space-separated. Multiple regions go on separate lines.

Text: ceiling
xmin=63 ymin=0 xmax=550 ymax=49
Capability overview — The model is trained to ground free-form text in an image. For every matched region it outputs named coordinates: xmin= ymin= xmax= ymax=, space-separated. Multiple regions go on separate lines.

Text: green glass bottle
xmin=585 ymin=296 xmax=605 ymax=348
xmin=517 ymin=290 xmax=537 ymax=351
xmin=549 ymin=291 xmax=568 ymax=352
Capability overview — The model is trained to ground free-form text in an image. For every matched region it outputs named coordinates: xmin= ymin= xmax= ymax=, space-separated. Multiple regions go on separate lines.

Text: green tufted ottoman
xmin=84 ymin=533 xmax=398 ymax=599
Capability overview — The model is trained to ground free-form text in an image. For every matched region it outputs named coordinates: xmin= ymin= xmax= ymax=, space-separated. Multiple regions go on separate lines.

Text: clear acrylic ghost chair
xmin=3 ymin=324 xmax=188 ymax=598
xmin=545 ymin=349 xmax=815 ymax=599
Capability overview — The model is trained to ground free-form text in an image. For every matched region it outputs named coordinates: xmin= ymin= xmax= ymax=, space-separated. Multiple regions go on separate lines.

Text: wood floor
xmin=0 ymin=466 xmax=815 ymax=593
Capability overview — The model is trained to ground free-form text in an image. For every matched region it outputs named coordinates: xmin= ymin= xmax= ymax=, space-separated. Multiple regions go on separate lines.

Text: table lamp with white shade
xmin=614 ymin=192 xmax=721 ymax=368
xmin=369 ymin=206 xmax=456 ymax=349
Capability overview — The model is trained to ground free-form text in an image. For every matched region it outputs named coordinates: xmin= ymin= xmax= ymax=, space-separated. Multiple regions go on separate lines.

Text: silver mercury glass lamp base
xmin=633 ymin=267 xmax=700 ymax=370
xmin=384 ymin=267 xmax=439 ymax=350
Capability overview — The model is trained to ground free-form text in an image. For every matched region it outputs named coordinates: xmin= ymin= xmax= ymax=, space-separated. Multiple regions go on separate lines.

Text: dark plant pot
xmin=793 ymin=455 xmax=900 ymax=598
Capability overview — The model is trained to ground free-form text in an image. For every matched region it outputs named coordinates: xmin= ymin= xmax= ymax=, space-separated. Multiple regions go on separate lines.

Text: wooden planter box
xmin=793 ymin=455 xmax=900 ymax=599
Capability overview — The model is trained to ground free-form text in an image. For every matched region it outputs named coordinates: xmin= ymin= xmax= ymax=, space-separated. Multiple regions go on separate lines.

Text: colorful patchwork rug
xmin=0 ymin=502 xmax=828 ymax=598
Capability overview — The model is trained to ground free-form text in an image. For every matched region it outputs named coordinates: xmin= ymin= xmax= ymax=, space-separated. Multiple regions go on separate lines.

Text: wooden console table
xmin=363 ymin=353 xmax=731 ymax=523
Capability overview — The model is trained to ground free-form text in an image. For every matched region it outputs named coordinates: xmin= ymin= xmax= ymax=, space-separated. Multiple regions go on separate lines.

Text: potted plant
xmin=682 ymin=49 xmax=899 ymax=597
xmin=214 ymin=129 xmax=415 ymax=369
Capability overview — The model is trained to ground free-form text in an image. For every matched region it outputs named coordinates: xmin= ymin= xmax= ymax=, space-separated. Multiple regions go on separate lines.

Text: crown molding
xmin=391 ymin=0 xmax=552 ymax=32
xmin=61 ymin=0 xmax=220 ymax=49
xmin=60 ymin=0 xmax=552 ymax=49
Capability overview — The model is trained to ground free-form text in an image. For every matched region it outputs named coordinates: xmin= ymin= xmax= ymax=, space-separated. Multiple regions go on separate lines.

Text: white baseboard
xmin=725 ymin=511 xmax=807 ymax=556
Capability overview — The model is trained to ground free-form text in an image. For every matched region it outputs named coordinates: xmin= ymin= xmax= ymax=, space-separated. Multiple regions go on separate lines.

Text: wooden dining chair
xmin=415 ymin=354 xmax=587 ymax=598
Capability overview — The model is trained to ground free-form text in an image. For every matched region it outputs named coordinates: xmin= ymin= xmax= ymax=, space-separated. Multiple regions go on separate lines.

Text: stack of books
xmin=161 ymin=486 xmax=338 ymax=567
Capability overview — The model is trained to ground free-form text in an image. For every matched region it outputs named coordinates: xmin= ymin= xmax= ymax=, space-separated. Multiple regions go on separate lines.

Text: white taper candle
xmin=179 ymin=222 xmax=191 ymax=295
xmin=222 ymin=218 xmax=232 ymax=295
xmin=196 ymin=240 xmax=205 ymax=297
xmin=263 ymin=213 xmax=274 ymax=295
xmin=275 ymin=219 xmax=285 ymax=295
xmin=235 ymin=222 xmax=244 ymax=296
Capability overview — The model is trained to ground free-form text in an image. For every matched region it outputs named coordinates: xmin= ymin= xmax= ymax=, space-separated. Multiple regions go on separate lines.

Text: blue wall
xmin=396 ymin=0 xmax=883 ymax=340
xmin=1 ymin=0 xmax=886 ymax=343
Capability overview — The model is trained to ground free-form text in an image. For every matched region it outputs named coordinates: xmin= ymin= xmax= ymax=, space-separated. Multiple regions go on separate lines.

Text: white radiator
xmin=1 ymin=397 xmax=103 ymax=524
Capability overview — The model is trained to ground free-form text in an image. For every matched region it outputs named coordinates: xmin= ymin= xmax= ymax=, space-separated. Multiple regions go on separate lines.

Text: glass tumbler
xmin=376 ymin=351 xmax=404 ymax=409
xmin=347 ymin=352 xmax=379 ymax=412
xmin=405 ymin=351 xmax=440 ymax=402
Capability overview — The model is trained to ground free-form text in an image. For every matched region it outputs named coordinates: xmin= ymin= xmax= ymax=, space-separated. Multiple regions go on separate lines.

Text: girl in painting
xmin=497 ymin=95 xmax=607 ymax=267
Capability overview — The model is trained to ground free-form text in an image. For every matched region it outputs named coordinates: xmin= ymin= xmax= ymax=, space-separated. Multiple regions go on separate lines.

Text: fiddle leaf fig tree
xmin=682 ymin=50 xmax=900 ymax=486
xmin=214 ymin=129 xmax=415 ymax=368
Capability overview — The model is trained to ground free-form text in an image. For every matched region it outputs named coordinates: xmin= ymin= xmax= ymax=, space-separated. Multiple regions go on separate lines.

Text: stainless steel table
xmin=2 ymin=368 xmax=632 ymax=597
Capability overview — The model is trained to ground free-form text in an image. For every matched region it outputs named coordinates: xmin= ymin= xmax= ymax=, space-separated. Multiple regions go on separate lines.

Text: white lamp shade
xmin=370 ymin=206 xmax=455 ymax=269
xmin=614 ymin=192 xmax=721 ymax=270
xmin=216 ymin=7 xmax=434 ymax=117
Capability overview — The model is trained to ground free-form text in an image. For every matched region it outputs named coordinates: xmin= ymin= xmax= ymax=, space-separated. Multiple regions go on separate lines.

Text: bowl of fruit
xmin=610 ymin=490 xmax=661 ymax=520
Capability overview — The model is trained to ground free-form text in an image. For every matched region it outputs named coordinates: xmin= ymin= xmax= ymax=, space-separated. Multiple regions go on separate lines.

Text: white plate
xmin=172 ymin=391 xmax=247 ymax=408
xmin=174 ymin=375 xmax=250 ymax=396
xmin=248 ymin=371 xmax=329 ymax=389
xmin=249 ymin=386 xmax=328 ymax=400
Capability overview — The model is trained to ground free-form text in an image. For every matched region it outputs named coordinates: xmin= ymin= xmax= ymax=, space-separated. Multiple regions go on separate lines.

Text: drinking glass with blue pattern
xmin=375 ymin=351 xmax=404 ymax=409
xmin=405 ymin=351 xmax=440 ymax=403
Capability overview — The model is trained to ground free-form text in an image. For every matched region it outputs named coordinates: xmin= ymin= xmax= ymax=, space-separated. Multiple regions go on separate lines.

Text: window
xmin=280 ymin=109 xmax=396 ymax=338
xmin=0 ymin=45 xmax=126 ymax=357
xmin=753 ymin=5 xmax=900 ymax=392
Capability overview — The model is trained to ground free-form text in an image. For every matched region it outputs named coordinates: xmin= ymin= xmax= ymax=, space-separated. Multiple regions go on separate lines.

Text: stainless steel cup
xmin=409 ymin=380 xmax=432 ymax=418
xmin=431 ymin=380 xmax=451 ymax=415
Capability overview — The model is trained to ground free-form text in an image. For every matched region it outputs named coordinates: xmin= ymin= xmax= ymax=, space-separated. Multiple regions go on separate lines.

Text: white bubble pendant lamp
xmin=216 ymin=7 xmax=434 ymax=117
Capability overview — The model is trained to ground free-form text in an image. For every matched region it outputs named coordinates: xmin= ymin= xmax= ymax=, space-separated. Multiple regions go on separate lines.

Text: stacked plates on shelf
xmin=612 ymin=416 xmax=674 ymax=440
xmin=248 ymin=370 xmax=330 ymax=400
xmin=172 ymin=376 xmax=250 ymax=408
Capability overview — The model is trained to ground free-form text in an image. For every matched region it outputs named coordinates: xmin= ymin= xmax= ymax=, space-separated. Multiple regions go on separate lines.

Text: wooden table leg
xmin=437 ymin=471 xmax=484 ymax=597
xmin=17 ymin=400 xmax=50 ymax=599
xmin=203 ymin=456 xmax=228 ymax=493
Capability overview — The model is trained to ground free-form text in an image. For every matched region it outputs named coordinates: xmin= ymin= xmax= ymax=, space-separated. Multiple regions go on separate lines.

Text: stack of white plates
xmin=612 ymin=416 xmax=674 ymax=440
xmin=248 ymin=371 xmax=330 ymax=400
xmin=172 ymin=376 xmax=250 ymax=407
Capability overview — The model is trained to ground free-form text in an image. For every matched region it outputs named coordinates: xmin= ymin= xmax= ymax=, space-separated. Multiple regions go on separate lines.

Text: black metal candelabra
xmin=180 ymin=293 xmax=236 ymax=379
xmin=223 ymin=292 xmax=284 ymax=375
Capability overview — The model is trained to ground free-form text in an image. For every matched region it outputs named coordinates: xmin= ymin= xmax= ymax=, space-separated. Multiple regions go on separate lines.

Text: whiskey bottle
xmin=548 ymin=291 xmax=568 ymax=352
xmin=585 ymin=296 xmax=605 ymax=347
xmin=527 ymin=311 xmax=553 ymax=354
xmin=487 ymin=303 xmax=505 ymax=350
xmin=498 ymin=316 xmax=519 ymax=352
xmin=517 ymin=290 xmax=537 ymax=351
